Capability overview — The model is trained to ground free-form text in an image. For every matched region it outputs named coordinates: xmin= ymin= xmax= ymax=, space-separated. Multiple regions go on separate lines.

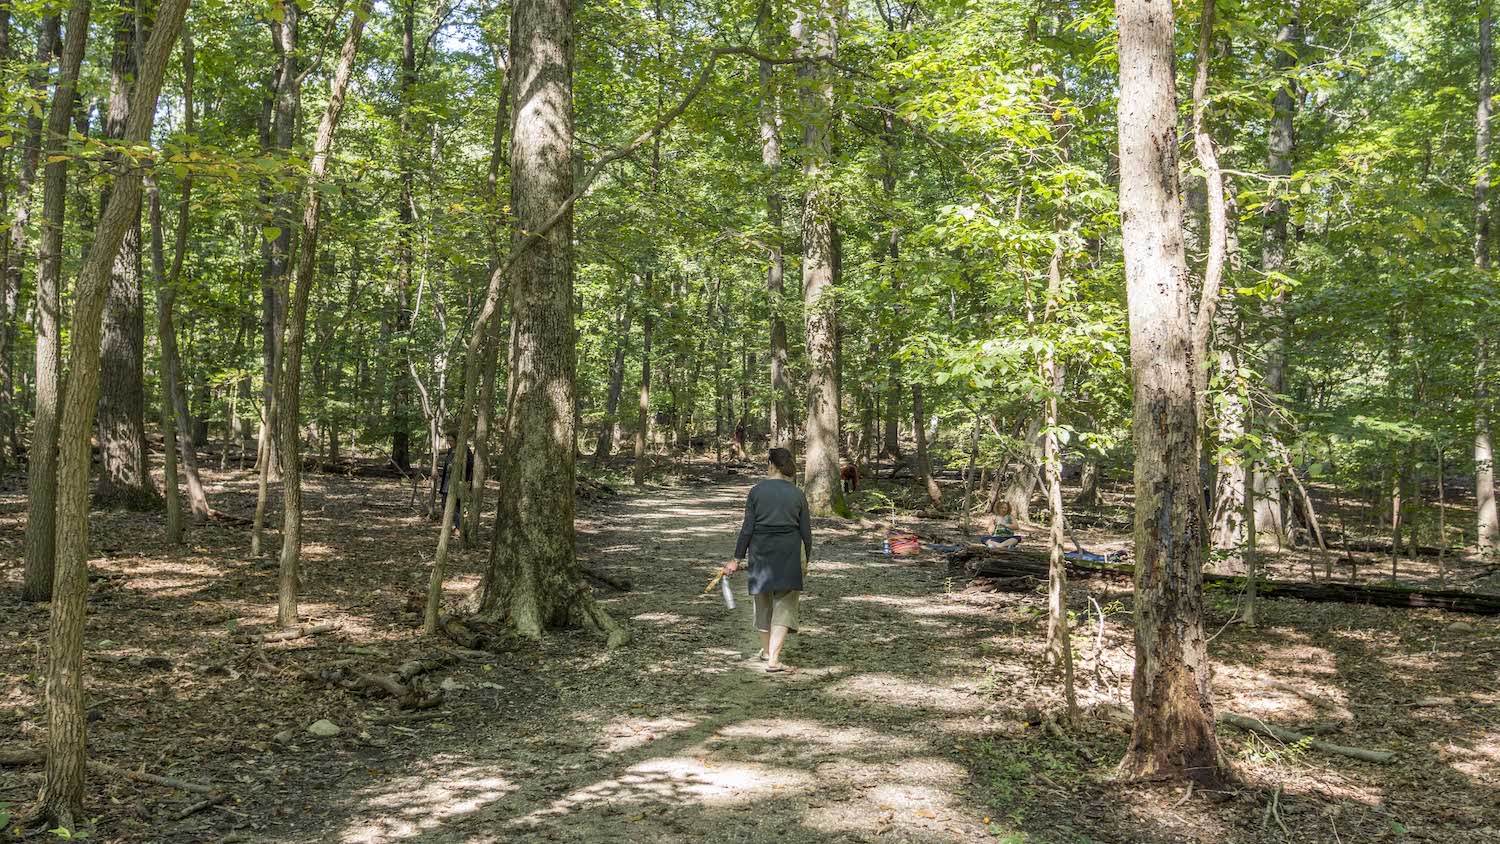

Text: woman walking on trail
xmin=726 ymin=447 xmax=813 ymax=673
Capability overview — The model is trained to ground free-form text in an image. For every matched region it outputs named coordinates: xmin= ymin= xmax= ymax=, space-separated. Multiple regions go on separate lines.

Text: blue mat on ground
xmin=1065 ymin=549 xmax=1122 ymax=563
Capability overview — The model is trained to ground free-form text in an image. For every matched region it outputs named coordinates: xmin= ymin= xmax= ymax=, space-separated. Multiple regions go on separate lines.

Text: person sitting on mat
xmin=725 ymin=447 xmax=813 ymax=673
xmin=980 ymin=503 xmax=1022 ymax=549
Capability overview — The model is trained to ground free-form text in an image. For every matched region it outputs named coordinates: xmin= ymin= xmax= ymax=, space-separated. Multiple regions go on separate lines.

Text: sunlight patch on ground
xmin=802 ymin=757 xmax=977 ymax=840
xmin=632 ymin=612 xmax=694 ymax=626
xmin=1437 ymin=728 xmax=1500 ymax=784
xmin=822 ymin=673 xmax=979 ymax=715
xmin=598 ymin=715 xmax=699 ymax=753
xmin=517 ymin=756 xmax=813 ymax=824
xmin=716 ymin=718 xmax=923 ymax=752
xmin=341 ymin=767 xmax=518 ymax=844
xmin=808 ymin=559 xmax=860 ymax=571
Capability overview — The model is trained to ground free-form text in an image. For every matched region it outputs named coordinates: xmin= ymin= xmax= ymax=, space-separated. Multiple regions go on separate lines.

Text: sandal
xmin=756 ymin=649 xmax=769 ymax=662
xmin=765 ymin=663 xmax=791 ymax=674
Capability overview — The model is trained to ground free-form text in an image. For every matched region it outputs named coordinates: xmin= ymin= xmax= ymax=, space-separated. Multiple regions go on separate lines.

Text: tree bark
xmin=22 ymin=2 xmax=89 ymax=604
xmin=796 ymin=1 xmax=845 ymax=516
xmin=152 ymin=25 xmax=209 ymax=525
xmin=912 ymin=383 xmax=940 ymax=505
xmin=1254 ymin=14 xmax=1299 ymax=545
xmin=594 ymin=306 xmax=632 ymax=465
xmin=390 ymin=0 xmax=419 ymax=472
xmin=43 ymin=0 xmax=188 ymax=826
xmin=1 ymin=15 xmax=57 ymax=471
xmin=758 ymin=0 xmax=791 ymax=451
xmin=1114 ymin=0 xmax=1226 ymax=785
xmin=634 ymin=275 xmax=653 ymax=486
xmin=96 ymin=0 xmax=155 ymax=510
xmin=1477 ymin=6 xmax=1498 ymax=559
xmin=477 ymin=0 xmax=627 ymax=647
xmin=468 ymin=34 xmax=512 ymax=545
xmin=275 ymin=0 xmax=372 ymax=629
xmin=252 ymin=3 xmax=300 ymax=555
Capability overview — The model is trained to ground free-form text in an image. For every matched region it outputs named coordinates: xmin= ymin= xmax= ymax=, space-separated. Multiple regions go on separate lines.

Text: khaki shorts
xmin=753 ymin=590 xmax=800 ymax=633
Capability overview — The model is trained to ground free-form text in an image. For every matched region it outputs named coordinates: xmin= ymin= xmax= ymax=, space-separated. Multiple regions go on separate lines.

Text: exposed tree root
xmin=232 ymin=622 xmax=339 ymax=644
xmin=301 ymin=653 xmax=456 ymax=710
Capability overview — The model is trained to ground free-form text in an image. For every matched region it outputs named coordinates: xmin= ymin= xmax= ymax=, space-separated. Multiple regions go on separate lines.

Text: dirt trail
xmin=8 ymin=471 xmax=1494 ymax=843
xmin=335 ymin=479 xmax=1006 ymax=843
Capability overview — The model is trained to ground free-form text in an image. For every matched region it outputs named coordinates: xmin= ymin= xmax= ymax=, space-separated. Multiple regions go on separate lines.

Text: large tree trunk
xmin=43 ymin=0 xmax=188 ymax=826
xmin=22 ymin=3 xmax=89 ymax=604
xmin=1254 ymin=15 xmax=1299 ymax=546
xmin=796 ymin=1 xmax=844 ymax=516
xmin=1114 ymin=0 xmax=1226 ymax=786
xmin=1476 ymin=9 xmax=1499 ymax=560
xmin=96 ymin=0 xmax=155 ymax=510
xmin=275 ymin=1 xmax=371 ymax=629
xmin=477 ymin=0 xmax=626 ymax=646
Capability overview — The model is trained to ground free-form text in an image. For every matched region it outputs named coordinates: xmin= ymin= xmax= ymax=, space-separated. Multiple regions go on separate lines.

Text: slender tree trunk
xmin=390 ymin=0 xmax=418 ymax=472
xmin=468 ymin=38 xmax=511 ymax=545
xmin=1254 ymin=14 xmax=1299 ymax=545
xmin=477 ymin=0 xmax=626 ymax=646
xmin=1438 ymin=444 xmax=1449 ymax=587
xmin=758 ymin=0 xmax=791 ymax=451
xmin=1190 ymin=0 xmax=1230 ymax=425
xmin=594 ymin=306 xmax=632 ymax=465
xmin=22 ymin=3 xmax=89 ymax=604
xmin=148 ymin=178 xmax=183 ymax=543
xmin=1043 ymin=351 xmax=1075 ymax=717
xmin=634 ymin=277 xmax=652 ymax=486
xmin=2 ymin=15 xmax=56 ymax=470
xmin=796 ymin=0 xmax=844 ymax=516
xmin=275 ymin=1 xmax=371 ymax=629
xmin=912 ymin=384 xmax=939 ymax=505
xmin=1476 ymin=7 xmax=1498 ymax=559
xmin=253 ymin=5 xmax=300 ymax=554
xmin=43 ymin=1 xmax=187 ymax=826
xmin=152 ymin=27 xmax=208 ymax=524
xmin=96 ymin=0 xmax=154 ymax=510
xmin=1115 ymin=0 xmax=1225 ymax=785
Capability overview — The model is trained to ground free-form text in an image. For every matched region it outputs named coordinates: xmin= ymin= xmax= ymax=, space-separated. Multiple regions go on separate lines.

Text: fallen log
xmin=1338 ymin=538 xmax=1447 ymax=558
xmin=1085 ymin=707 xmax=1393 ymax=764
xmin=951 ymin=546 xmax=1500 ymax=615
xmin=1217 ymin=712 xmax=1394 ymax=764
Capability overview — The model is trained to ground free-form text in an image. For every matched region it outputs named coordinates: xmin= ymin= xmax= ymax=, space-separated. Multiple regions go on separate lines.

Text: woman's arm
xmin=799 ymin=491 xmax=813 ymax=562
xmin=734 ymin=491 xmax=756 ymax=560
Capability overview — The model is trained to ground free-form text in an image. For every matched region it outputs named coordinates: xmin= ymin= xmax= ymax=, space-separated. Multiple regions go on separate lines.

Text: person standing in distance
xmin=726 ymin=447 xmax=812 ymax=673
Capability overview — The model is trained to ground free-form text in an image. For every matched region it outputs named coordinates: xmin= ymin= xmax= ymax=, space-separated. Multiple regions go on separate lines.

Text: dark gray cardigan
xmin=734 ymin=479 xmax=813 ymax=594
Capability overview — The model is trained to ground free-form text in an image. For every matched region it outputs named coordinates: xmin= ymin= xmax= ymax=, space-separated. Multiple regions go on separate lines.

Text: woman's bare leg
xmin=767 ymin=624 xmax=791 ymax=668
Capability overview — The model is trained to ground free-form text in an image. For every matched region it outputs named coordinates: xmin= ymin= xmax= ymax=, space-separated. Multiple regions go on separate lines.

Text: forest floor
xmin=2 ymin=460 xmax=1499 ymax=843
